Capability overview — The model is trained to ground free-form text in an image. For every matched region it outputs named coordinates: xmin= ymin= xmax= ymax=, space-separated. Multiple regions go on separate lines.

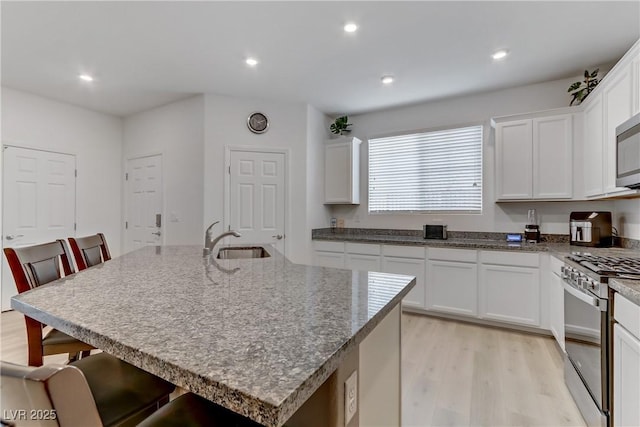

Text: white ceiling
xmin=2 ymin=1 xmax=639 ymax=117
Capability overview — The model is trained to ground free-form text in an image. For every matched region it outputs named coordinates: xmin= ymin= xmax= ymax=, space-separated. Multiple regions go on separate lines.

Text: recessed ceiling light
xmin=78 ymin=74 xmax=94 ymax=82
xmin=344 ymin=22 xmax=358 ymax=33
xmin=245 ymin=58 xmax=259 ymax=67
xmin=381 ymin=75 xmax=394 ymax=85
xmin=492 ymin=50 xmax=509 ymax=60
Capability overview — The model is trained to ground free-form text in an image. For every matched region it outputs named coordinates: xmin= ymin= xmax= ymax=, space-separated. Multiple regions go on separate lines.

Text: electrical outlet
xmin=345 ymin=370 xmax=357 ymax=425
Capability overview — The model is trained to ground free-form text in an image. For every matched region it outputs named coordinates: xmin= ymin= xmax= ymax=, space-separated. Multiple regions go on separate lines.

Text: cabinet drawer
xmin=480 ymin=250 xmax=539 ymax=268
xmin=428 ymin=247 xmax=477 ymax=263
xmin=346 ymin=242 xmax=381 ymax=255
xmin=615 ymin=293 xmax=640 ymax=339
xmin=313 ymin=241 xmax=345 ymax=253
xmin=383 ymin=245 xmax=425 ymax=259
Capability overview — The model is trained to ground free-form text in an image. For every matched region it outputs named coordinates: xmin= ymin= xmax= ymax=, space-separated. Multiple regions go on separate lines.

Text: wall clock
xmin=247 ymin=112 xmax=269 ymax=134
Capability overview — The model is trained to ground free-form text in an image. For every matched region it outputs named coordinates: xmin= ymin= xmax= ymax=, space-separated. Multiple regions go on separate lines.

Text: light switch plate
xmin=345 ymin=370 xmax=357 ymax=425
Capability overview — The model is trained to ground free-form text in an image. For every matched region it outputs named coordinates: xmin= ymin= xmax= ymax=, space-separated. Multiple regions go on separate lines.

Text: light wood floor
xmin=1 ymin=310 xmax=586 ymax=426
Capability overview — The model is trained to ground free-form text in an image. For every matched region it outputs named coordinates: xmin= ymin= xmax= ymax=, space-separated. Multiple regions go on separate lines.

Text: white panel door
xmin=532 ymin=114 xmax=573 ymax=199
xmin=125 ymin=155 xmax=163 ymax=253
xmin=495 ymin=119 xmax=533 ymax=200
xmin=583 ymin=94 xmax=605 ymax=197
xmin=603 ymin=68 xmax=633 ymax=194
xmin=426 ymin=260 xmax=478 ymax=316
xmin=229 ymin=150 xmax=285 ymax=253
xmin=613 ymin=323 xmax=640 ymax=427
xmin=2 ymin=146 xmax=76 ymax=311
xmin=479 ymin=264 xmax=540 ymax=327
xmin=382 ymin=256 xmax=426 ymax=309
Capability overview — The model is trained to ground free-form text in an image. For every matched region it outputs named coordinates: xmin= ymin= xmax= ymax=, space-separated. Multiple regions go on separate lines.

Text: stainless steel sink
xmin=216 ymin=246 xmax=270 ymax=259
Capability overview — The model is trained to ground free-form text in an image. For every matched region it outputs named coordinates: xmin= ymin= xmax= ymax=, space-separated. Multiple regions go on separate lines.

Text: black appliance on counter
xmin=562 ymin=253 xmax=640 ymax=427
xmin=570 ymin=212 xmax=613 ymax=247
xmin=423 ymin=224 xmax=447 ymax=240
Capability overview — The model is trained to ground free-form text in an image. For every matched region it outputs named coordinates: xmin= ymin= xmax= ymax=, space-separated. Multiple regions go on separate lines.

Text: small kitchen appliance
xmin=616 ymin=112 xmax=640 ymax=189
xmin=423 ymin=225 xmax=447 ymax=240
xmin=524 ymin=209 xmax=540 ymax=243
xmin=570 ymin=212 xmax=613 ymax=247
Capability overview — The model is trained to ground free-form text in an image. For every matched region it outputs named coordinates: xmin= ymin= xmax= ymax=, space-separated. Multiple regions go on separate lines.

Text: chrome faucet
xmin=203 ymin=221 xmax=242 ymax=256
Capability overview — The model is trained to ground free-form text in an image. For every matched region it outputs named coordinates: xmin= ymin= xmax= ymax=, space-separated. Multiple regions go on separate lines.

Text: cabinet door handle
xmin=152 ymin=231 xmax=162 ymax=236
xmin=5 ymin=234 xmax=24 ymax=241
xmin=272 ymin=235 xmax=283 ymax=240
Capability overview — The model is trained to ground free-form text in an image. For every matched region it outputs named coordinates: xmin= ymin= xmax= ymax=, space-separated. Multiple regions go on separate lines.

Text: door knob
xmin=5 ymin=234 xmax=24 ymax=240
xmin=152 ymin=231 xmax=162 ymax=236
xmin=272 ymin=234 xmax=283 ymax=240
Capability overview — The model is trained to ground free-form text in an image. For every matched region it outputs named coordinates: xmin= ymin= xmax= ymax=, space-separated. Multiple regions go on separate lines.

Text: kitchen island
xmin=11 ymin=245 xmax=415 ymax=427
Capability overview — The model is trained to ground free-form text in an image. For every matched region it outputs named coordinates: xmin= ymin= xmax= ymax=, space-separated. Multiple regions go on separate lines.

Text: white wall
xmin=123 ymin=95 xmax=205 ymax=248
xmin=329 ymin=76 xmax=617 ymax=235
xmin=305 ymin=105 xmax=332 ymax=256
xmin=1 ymin=87 xmax=123 ymax=253
xmin=614 ymin=199 xmax=640 ymax=240
xmin=203 ymin=94 xmax=309 ymax=263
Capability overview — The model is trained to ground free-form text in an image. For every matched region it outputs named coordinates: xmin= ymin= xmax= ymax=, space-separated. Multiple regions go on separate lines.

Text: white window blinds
xmin=368 ymin=125 xmax=483 ymax=213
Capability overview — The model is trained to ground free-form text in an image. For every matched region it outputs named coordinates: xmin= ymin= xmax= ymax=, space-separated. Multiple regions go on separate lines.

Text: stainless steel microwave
xmin=616 ymin=112 xmax=640 ymax=189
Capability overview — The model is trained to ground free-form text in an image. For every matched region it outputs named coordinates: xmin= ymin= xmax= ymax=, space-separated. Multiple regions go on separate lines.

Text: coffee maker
xmin=525 ymin=209 xmax=540 ymax=243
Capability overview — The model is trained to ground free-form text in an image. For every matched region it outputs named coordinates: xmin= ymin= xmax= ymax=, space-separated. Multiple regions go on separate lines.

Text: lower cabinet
xmin=479 ymin=251 xmax=540 ymax=327
xmin=426 ymin=248 xmax=478 ymax=316
xmin=613 ymin=293 xmax=640 ymax=427
xmin=312 ymin=240 xmax=549 ymax=332
xmin=381 ymin=246 xmax=426 ymax=309
xmin=549 ymin=256 xmax=565 ymax=351
xmin=312 ymin=241 xmax=345 ymax=268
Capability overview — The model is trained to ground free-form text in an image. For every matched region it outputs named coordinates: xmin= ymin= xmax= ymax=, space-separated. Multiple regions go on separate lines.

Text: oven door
xmin=563 ymin=279 xmax=609 ymax=418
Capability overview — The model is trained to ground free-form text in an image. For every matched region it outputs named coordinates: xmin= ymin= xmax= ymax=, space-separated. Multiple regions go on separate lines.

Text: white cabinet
xmin=495 ymin=114 xmax=573 ymax=200
xmin=613 ymin=293 xmax=640 ymax=427
xmin=345 ymin=242 xmax=381 ymax=271
xmin=426 ymin=248 xmax=478 ymax=316
xmin=495 ymin=119 xmax=533 ymax=199
xmin=603 ymin=67 xmax=634 ymax=194
xmin=549 ymin=255 xmax=565 ymax=351
xmin=312 ymin=241 xmax=345 ymax=268
xmin=324 ymin=137 xmax=361 ymax=204
xmin=381 ymin=246 xmax=426 ymax=309
xmin=581 ymin=39 xmax=640 ymax=199
xmin=583 ymin=93 xmax=605 ymax=197
xmin=479 ymin=251 xmax=541 ymax=327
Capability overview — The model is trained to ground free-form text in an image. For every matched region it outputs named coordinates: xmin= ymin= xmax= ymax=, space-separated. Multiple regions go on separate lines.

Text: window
xmin=368 ymin=125 xmax=482 ymax=213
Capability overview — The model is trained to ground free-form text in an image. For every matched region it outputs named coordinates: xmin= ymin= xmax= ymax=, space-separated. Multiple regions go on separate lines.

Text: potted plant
xmin=568 ymin=69 xmax=600 ymax=106
xmin=330 ymin=115 xmax=352 ymax=136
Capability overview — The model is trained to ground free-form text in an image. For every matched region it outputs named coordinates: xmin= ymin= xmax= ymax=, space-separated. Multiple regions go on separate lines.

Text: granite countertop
xmin=609 ymin=278 xmax=640 ymax=306
xmin=11 ymin=245 xmax=415 ymax=427
xmin=313 ymin=228 xmax=640 ymax=306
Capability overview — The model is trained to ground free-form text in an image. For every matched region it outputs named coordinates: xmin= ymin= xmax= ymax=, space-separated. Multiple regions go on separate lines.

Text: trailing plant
xmin=568 ymin=69 xmax=600 ymax=106
xmin=330 ymin=115 xmax=352 ymax=135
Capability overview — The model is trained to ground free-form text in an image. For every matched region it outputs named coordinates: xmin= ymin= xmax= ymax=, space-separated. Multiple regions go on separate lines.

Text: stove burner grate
xmin=568 ymin=254 xmax=640 ymax=276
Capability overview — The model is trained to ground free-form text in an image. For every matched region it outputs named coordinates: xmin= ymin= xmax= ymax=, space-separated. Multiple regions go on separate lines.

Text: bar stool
xmin=1 ymin=353 xmax=175 ymax=427
xmin=3 ymin=240 xmax=94 ymax=366
xmin=68 ymin=233 xmax=112 ymax=271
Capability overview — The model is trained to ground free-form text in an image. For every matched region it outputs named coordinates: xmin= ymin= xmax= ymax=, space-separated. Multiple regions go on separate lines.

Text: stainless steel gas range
xmin=561 ymin=253 xmax=640 ymax=427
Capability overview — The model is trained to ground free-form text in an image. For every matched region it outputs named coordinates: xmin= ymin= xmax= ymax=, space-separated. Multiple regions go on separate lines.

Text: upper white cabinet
xmin=324 ymin=137 xmax=361 ymax=204
xmin=581 ymin=39 xmax=639 ymax=199
xmin=583 ymin=93 xmax=605 ymax=197
xmin=603 ymin=67 xmax=633 ymax=194
xmin=495 ymin=113 xmax=573 ymax=200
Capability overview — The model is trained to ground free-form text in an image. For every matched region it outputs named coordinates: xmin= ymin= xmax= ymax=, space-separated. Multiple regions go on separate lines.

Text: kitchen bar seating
xmin=1 ymin=353 xmax=175 ymax=427
xmin=69 ymin=233 xmax=112 ymax=271
xmin=3 ymin=240 xmax=94 ymax=366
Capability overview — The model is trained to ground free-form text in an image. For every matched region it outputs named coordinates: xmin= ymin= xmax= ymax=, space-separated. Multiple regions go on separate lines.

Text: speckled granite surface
xmin=609 ymin=279 xmax=640 ymax=306
xmin=11 ymin=245 xmax=415 ymax=427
